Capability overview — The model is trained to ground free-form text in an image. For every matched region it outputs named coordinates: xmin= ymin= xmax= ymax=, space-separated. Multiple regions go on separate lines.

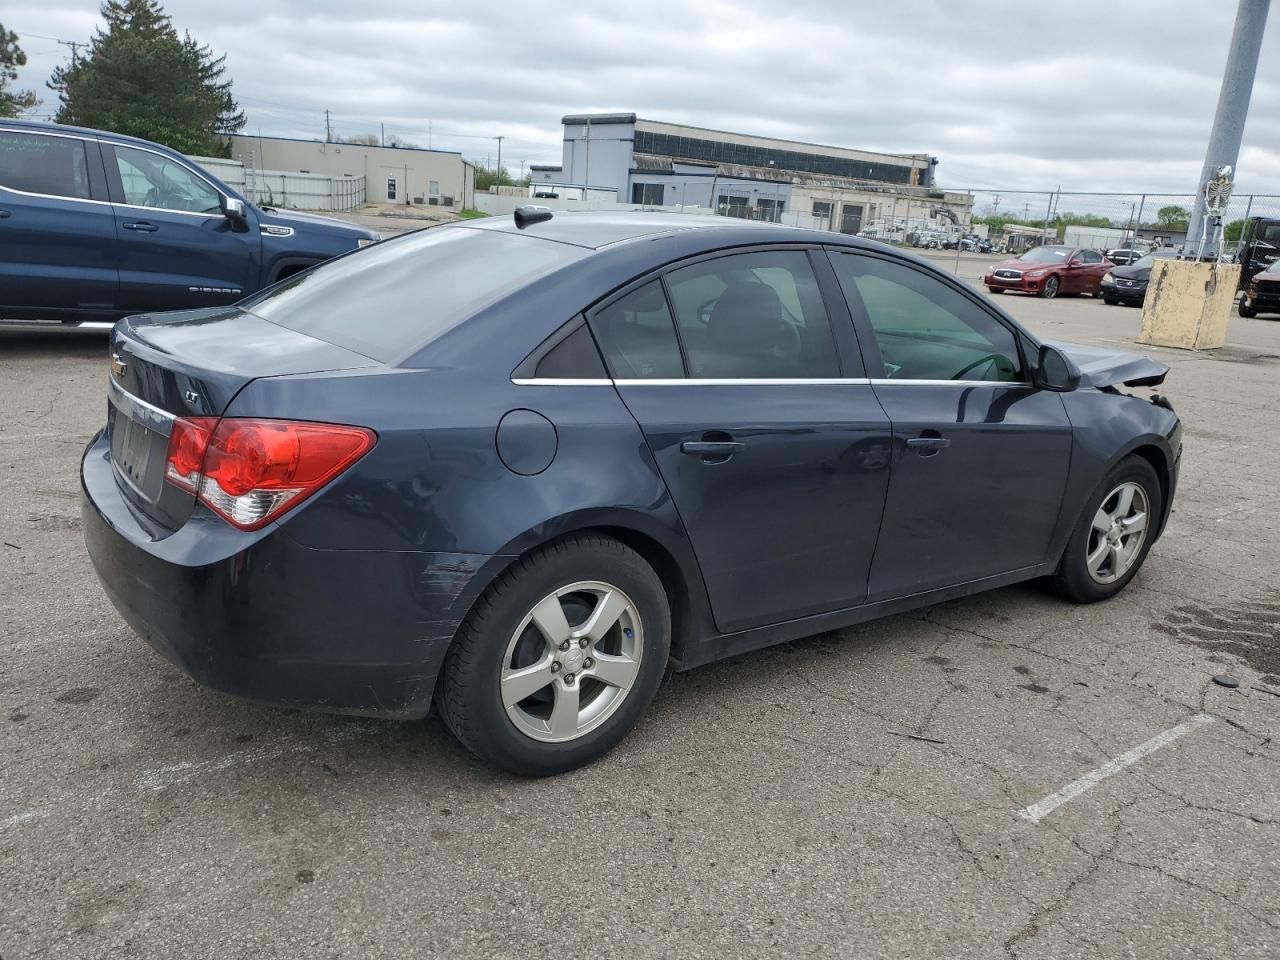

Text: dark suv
xmin=0 ymin=120 xmax=380 ymax=327
xmin=1235 ymin=216 xmax=1280 ymax=288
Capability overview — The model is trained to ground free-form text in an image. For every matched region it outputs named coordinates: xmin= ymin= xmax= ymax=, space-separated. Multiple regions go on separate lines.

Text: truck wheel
xmin=1239 ymin=296 xmax=1258 ymax=318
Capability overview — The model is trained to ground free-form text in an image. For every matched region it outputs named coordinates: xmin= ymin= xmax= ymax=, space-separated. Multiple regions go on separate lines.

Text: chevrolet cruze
xmin=83 ymin=210 xmax=1181 ymax=775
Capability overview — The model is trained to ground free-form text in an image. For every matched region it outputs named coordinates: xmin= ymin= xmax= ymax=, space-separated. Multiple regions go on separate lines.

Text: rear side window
xmin=590 ymin=281 xmax=684 ymax=379
xmin=664 ymin=250 xmax=839 ymax=379
xmin=242 ymin=227 xmax=587 ymax=361
xmin=0 ymin=131 xmax=91 ymax=200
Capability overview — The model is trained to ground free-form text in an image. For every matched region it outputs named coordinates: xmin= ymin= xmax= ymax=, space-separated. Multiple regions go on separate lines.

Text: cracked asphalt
xmin=3 ymin=283 xmax=1279 ymax=959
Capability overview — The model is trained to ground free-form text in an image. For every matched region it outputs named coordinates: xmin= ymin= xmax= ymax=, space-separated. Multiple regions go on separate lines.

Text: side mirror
xmin=1036 ymin=344 xmax=1081 ymax=392
xmin=222 ymin=196 xmax=247 ymax=223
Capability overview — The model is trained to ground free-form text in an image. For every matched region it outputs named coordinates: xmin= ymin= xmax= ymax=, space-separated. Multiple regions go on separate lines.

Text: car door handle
xmin=122 ymin=221 xmax=159 ymax=232
xmin=906 ymin=436 xmax=951 ymax=456
xmin=0 ymin=209 xmax=11 ymax=219
xmin=680 ymin=441 xmax=744 ymax=456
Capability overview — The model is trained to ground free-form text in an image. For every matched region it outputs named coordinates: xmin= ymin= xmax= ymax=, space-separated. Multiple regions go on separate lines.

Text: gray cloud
xmin=11 ymin=0 xmax=1280 ymax=193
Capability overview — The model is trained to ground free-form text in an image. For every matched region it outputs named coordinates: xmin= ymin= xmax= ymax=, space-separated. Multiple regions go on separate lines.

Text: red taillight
xmin=164 ymin=417 xmax=376 ymax=530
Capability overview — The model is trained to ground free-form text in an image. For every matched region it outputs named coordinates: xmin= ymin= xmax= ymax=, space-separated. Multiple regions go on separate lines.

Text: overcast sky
xmin=9 ymin=0 xmax=1280 ymax=198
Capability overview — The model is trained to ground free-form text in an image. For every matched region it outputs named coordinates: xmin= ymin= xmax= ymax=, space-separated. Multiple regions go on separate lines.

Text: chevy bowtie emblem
xmin=110 ymin=353 xmax=127 ymax=380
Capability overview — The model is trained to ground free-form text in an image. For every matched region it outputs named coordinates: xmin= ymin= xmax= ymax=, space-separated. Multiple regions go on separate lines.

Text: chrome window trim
xmin=617 ymin=378 xmax=873 ymax=386
xmin=869 ymin=378 xmax=1034 ymax=388
xmin=0 ymin=126 xmax=233 ymax=217
xmin=108 ymin=377 xmax=177 ymax=437
xmin=511 ymin=377 xmax=1035 ymax=388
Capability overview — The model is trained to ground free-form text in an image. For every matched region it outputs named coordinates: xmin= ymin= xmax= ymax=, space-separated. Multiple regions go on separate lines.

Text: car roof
xmin=0 ymin=117 xmax=180 ymax=153
xmin=455 ymin=210 xmax=843 ymax=251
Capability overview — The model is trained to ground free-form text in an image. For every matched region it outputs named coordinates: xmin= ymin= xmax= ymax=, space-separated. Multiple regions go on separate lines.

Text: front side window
xmin=664 ymin=250 xmax=839 ymax=379
xmin=113 ymin=145 xmax=221 ymax=214
xmin=831 ymin=253 xmax=1023 ymax=383
xmin=1078 ymin=249 xmax=1103 ymax=264
xmin=589 ymin=281 xmax=684 ymax=379
xmin=0 ymin=131 xmax=91 ymax=200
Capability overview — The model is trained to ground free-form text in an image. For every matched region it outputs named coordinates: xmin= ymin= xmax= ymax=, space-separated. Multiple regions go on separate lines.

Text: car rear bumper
xmin=81 ymin=430 xmax=493 ymax=719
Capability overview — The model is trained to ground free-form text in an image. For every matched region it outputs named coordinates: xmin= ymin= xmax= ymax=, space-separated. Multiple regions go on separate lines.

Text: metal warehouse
xmin=529 ymin=113 xmax=971 ymax=235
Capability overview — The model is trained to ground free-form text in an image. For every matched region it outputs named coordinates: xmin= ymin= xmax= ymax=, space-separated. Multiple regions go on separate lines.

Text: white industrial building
xmin=224 ymin=134 xmax=475 ymax=211
xmin=529 ymin=114 xmax=971 ymax=235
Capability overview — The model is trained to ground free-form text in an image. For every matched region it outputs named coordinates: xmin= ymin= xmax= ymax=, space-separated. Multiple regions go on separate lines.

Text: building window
xmin=812 ymin=201 xmax=833 ymax=222
xmin=630 ymin=182 xmax=664 ymax=205
xmin=386 ymin=177 xmax=397 ymax=201
xmin=717 ymin=194 xmax=750 ymax=219
xmin=429 ymin=179 xmax=440 ymax=197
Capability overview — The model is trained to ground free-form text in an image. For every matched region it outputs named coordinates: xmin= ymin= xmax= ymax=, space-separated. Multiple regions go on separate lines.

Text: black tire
xmin=1040 ymin=275 xmax=1060 ymax=299
xmin=1102 ymin=297 xmax=1117 ymax=306
xmin=1239 ymin=296 xmax=1257 ymax=318
xmin=438 ymin=534 xmax=670 ymax=776
xmin=988 ymin=286 xmax=1004 ymax=295
xmin=1052 ymin=455 xmax=1163 ymax=603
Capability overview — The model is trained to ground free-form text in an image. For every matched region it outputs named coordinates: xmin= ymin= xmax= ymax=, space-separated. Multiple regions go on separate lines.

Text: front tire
xmin=439 ymin=534 xmax=671 ymax=776
xmin=1239 ymin=296 xmax=1258 ymax=318
xmin=1040 ymin=276 xmax=1060 ymax=299
xmin=1052 ymin=455 xmax=1163 ymax=603
xmin=1102 ymin=297 xmax=1117 ymax=306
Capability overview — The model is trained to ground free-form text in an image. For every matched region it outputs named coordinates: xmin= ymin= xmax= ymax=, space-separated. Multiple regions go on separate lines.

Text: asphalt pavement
xmin=2 ymin=286 xmax=1279 ymax=959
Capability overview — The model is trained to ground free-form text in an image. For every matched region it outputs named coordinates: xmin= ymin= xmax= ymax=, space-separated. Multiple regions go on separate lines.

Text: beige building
xmin=225 ymin=134 xmax=475 ymax=211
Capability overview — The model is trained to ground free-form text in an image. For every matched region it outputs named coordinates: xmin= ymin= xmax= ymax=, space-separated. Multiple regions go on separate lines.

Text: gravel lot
xmin=2 ymin=271 xmax=1279 ymax=959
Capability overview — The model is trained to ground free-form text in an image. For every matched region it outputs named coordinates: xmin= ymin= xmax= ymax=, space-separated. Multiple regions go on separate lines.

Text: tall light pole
xmin=1184 ymin=0 xmax=1270 ymax=258
xmin=494 ymin=135 xmax=505 ymax=187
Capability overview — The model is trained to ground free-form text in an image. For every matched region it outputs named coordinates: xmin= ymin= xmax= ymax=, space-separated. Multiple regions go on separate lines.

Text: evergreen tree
xmin=49 ymin=0 xmax=243 ymax=154
xmin=0 ymin=23 xmax=38 ymax=117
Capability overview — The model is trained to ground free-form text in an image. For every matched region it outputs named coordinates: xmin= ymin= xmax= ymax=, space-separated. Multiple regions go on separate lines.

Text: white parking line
xmin=0 ymin=808 xmax=49 ymax=831
xmin=1017 ymin=713 xmax=1215 ymax=824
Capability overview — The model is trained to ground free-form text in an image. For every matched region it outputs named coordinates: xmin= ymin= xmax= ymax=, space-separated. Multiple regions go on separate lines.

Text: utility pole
xmin=380 ymin=122 xmax=384 ymax=147
xmin=1184 ymin=0 xmax=1270 ymax=258
xmin=324 ymin=109 xmax=332 ymax=144
xmin=57 ymin=38 xmax=84 ymax=65
xmin=494 ymin=135 xmax=505 ymax=187
xmin=991 ymin=193 xmax=1001 ymax=217
xmin=428 ymin=121 xmax=432 ymax=151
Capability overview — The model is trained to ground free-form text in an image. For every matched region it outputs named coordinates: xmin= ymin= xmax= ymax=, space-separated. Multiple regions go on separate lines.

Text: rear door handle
xmin=122 ymin=221 xmax=159 ymax=232
xmin=680 ymin=441 xmax=744 ymax=456
xmin=906 ymin=436 xmax=951 ymax=456
xmin=0 ymin=209 xmax=11 ymax=219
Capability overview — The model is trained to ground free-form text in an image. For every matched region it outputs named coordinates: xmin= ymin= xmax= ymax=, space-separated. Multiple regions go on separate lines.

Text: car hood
xmin=258 ymin=207 xmax=378 ymax=240
xmin=1046 ymin=340 xmax=1168 ymax=388
xmin=1252 ymin=271 xmax=1280 ymax=286
xmin=990 ymin=258 xmax=1059 ymax=273
xmin=1109 ymin=263 xmax=1152 ymax=281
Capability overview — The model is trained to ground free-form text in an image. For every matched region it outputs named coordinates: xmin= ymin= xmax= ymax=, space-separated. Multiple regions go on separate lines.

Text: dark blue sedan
xmin=82 ymin=210 xmax=1182 ymax=775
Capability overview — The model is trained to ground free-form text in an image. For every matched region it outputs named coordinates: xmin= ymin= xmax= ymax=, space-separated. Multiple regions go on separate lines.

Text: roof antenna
xmin=514 ymin=205 xmax=553 ymax=229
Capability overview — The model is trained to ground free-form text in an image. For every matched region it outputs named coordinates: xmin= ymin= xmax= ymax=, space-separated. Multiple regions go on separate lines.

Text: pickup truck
xmin=0 ymin=120 xmax=380 ymax=328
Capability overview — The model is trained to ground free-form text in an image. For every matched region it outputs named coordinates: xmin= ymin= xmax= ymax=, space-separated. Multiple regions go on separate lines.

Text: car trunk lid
xmin=107 ymin=306 xmax=377 ymax=532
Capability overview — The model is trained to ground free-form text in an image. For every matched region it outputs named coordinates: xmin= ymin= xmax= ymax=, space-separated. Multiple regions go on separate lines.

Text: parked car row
xmin=0 ymin=119 xmax=379 ymax=327
xmin=1099 ymin=250 xmax=1181 ymax=306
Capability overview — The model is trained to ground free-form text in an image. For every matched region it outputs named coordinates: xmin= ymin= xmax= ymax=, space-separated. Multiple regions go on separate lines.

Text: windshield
xmin=1018 ymin=247 xmax=1070 ymax=264
xmin=1133 ymin=252 xmax=1178 ymax=269
xmin=242 ymin=226 xmax=588 ymax=361
xmin=1267 ymin=260 xmax=1280 ymax=274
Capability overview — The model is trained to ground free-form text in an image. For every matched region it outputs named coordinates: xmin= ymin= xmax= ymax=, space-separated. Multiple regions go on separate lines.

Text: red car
xmin=984 ymin=246 xmax=1113 ymax=299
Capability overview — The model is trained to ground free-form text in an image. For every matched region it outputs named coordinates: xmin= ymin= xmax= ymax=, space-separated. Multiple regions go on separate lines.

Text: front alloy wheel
xmin=1041 ymin=275 xmax=1060 ymax=299
xmin=1085 ymin=482 xmax=1149 ymax=584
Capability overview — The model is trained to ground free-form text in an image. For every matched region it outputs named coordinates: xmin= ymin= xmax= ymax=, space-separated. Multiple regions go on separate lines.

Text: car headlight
xmin=357 ymin=236 xmax=380 ymax=248
xmin=1026 ymin=270 xmax=1046 ymax=278
xmin=1102 ymin=272 xmax=1114 ymax=284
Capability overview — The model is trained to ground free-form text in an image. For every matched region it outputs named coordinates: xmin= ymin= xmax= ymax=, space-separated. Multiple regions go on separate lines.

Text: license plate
xmin=110 ymin=411 xmax=156 ymax=490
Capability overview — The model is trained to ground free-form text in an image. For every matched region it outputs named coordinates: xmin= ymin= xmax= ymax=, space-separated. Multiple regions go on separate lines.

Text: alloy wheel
xmin=1086 ymin=481 xmax=1149 ymax=584
xmin=1043 ymin=276 xmax=1059 ymax=299
xmin=499 ymin=581 xmax=643 ymax=743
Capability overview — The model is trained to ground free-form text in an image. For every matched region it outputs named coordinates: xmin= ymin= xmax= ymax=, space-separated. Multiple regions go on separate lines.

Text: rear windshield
xmin=241 ymin=226 xmax=586 ymax=361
